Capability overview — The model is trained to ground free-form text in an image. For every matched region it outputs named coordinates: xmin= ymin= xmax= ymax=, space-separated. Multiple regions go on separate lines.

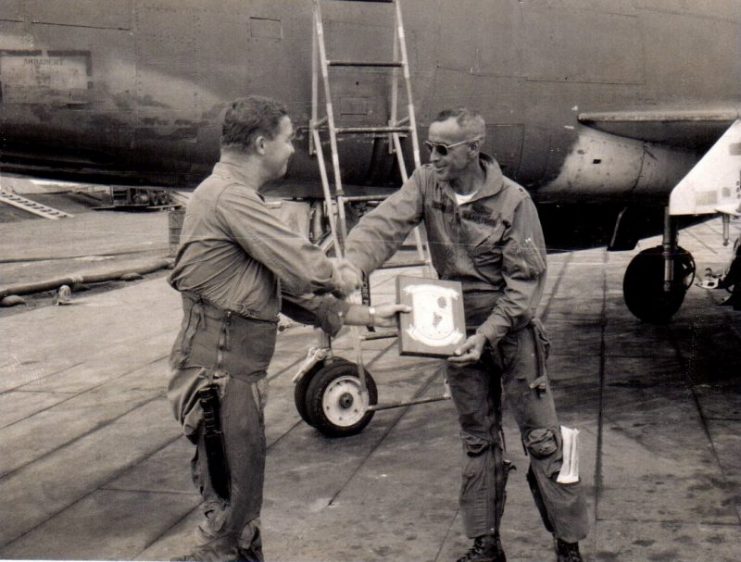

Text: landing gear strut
xmin=623 ymin=208 xmax=695 ymax=323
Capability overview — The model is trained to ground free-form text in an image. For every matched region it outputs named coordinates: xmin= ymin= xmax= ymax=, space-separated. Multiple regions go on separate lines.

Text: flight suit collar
xmin=470 ymin=153 xmax=505 ymax=200
xmin=212 ymin=160 xmax=261 ymax=195
xmin=442 ymin=152 xmax=505 ymax=203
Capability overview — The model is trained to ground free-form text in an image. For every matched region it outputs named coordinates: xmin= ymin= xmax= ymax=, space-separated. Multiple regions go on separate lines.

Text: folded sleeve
xmin=280 ymin=292 xmax=351 ymax=337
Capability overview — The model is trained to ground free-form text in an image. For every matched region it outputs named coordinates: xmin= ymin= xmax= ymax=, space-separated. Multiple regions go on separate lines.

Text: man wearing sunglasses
xmin=340 ymin=108 xmax=589 ymax=562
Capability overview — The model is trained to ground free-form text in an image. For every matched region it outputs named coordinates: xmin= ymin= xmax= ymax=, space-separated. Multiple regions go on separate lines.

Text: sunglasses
xmin=424 ymin=137 xmax=481 ymax=156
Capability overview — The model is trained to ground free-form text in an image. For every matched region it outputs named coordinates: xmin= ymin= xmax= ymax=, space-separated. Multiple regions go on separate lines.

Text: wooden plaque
xmin=396 ymin=276 xmax=466 ymax=357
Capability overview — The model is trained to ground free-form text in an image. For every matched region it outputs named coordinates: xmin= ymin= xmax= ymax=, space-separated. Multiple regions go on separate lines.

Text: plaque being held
xmin=396 ymin=276 xmax=466 ymax=357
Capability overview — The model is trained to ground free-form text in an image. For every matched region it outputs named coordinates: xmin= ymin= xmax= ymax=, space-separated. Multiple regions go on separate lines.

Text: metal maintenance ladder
xmin=0 ymin=189 xmax=72 ymax=219
xmin=293 ymin=0 xmax=450 ymax=439
xmin=309 ymin=0 xmax=429 ymax=269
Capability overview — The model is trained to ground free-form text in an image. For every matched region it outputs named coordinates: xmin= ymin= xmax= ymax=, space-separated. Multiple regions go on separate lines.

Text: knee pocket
xmin=524 ymin=428 xmax=558 ymax=459
xmin=461 ymin=431 xmax=493 ymax=457
xmin=201 ymin=500 xmax=229 ymax=536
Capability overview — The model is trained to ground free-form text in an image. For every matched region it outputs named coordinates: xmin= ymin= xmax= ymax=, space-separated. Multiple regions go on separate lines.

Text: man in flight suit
xmin=167 ymin=96 xmax=408 ymax=562
xmin=339 ymin=108 xmax=589 ymax=562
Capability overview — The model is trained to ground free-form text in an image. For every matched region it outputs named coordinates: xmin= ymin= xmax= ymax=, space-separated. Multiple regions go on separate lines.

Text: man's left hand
xmin=448 ymin=333 xmax=487 ymax=364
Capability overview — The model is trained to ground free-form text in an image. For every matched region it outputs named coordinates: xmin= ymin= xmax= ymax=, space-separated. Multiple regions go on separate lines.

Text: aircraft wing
xmin=578 ymin=108 xmax=741 ymax=149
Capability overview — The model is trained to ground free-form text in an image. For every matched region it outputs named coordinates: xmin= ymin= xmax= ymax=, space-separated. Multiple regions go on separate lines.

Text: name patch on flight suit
xmin=431 ymin=199 xmax=454 ymax=214
xmin=460 ymin=207 xmax=500 ymax=228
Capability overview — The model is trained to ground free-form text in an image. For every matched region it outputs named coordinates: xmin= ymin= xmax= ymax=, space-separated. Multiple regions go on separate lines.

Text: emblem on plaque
xmin=396 ymin=276 xmax=466 ymax=357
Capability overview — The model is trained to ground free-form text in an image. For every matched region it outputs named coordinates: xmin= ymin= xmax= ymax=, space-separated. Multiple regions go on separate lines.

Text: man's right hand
xmin=370 ymin=303 xmax=412 ymax=327
xmin=330 ymin=258 xmax=363 ymax=297
xmin=343 ymin=302 xmax=411 ymax=327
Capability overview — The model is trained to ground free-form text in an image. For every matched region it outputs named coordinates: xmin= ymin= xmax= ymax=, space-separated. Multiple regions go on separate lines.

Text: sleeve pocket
xmin=507 ymin=236 xmax=546 ymax=280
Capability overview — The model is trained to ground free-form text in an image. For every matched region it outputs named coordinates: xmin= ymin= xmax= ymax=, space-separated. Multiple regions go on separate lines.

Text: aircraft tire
xmin=623 ymin=245 xmax=695 ymax=324
xmin=294 ymin=367 xmax=318 ymax=428
xmin=304 ymin=360 xmax=377 ymax=438
xmin=293 ymin=357 xmax=353 ymax=428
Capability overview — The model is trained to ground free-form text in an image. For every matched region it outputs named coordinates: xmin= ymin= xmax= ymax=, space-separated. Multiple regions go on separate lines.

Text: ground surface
xmin=1 ymin=185 xmax=739 ymax=561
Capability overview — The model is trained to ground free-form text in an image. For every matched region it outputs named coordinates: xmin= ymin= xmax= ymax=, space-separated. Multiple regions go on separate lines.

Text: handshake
xmin=330 ymin=258 xmax=364 ymax=298
xmin=329 ymin=258 xmax=411 ymax=327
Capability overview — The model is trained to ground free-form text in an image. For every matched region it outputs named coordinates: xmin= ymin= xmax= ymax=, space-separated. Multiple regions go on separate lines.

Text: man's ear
xmin=467 ymin=141 xmax=480 ymax=159
xmin=254 ymin=135 xmax=266 ymax=155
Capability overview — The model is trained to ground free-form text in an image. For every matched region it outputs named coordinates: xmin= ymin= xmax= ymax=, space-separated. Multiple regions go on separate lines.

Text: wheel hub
xmin=339 ymin=392 xmax=354 ymax=409
xmin=322 ymin=376 xmax=369 ymax=427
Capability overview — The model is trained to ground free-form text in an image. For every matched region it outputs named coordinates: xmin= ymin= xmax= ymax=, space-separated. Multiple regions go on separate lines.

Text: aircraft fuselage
xmin=0 ymin=0 xmax=739 ymax=204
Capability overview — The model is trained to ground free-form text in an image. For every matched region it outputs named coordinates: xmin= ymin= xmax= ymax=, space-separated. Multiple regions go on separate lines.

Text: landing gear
xmin=294 ymin=358 xmax=378 ymax=437
xmin=623 ymin=208 xmax=696 ymax=323
xmin=623 ymin=245 xmax=695 ymax=323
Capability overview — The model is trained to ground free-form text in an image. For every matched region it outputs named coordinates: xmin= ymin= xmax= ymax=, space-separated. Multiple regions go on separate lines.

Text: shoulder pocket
xmin=507 ymin=236 xmax=546 ymax=280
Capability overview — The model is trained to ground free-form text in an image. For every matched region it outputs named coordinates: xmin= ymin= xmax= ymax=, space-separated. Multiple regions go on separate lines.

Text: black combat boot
xmin=555 ymin=538 xmax=583 ymax=562
xmin=456 ymin=534 xmax=506 ymax=562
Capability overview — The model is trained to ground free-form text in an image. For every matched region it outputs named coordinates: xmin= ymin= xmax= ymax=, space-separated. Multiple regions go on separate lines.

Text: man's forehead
xmin=428 ymin=118 xmax=466 ymax=140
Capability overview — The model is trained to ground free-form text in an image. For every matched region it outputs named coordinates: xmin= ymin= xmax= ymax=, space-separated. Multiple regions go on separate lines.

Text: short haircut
xmin=221 ymin=95 xmax=288 ymax=152
xmin=432 ymin=107 xmax=486 ymax=140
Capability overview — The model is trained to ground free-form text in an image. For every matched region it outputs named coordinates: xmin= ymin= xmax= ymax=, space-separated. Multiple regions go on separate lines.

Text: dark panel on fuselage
xmin=0 ymin=14 xmax=142 ymax=181
xmin=0 ymin=49 xmax=92 ymax=106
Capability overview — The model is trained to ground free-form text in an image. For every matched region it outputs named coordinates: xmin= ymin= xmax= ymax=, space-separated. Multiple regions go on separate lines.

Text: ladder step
xmin=339 ymin=194 xmax=388 ymax=203
xmin=335 ymin=125 xmax=411 ymax=134
xmin=327 ymin=60 xmax=403 ymax=68
xmin=379 ymin=259 xmax=428 ymax=269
